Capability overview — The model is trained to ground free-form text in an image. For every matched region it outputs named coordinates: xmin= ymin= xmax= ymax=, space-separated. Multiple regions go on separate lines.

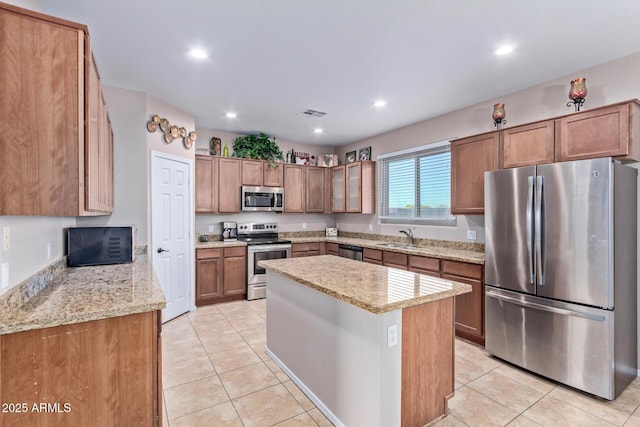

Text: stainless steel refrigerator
xmin=484 ymin=157 xmax=637 ymax=400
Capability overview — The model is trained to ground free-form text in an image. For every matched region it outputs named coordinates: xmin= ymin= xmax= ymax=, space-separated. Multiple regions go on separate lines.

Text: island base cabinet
xmin=402 ymin=298 xmax=454 ymax=427
xmin=0 ymin=311 xmax=161 ymax=427
xmin=266 ymin=271 xmax=455 ymax=427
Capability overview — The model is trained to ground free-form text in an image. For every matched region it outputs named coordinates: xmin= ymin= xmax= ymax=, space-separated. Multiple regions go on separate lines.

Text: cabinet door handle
xmin=157 ymin=248 xmax=169 ymax=253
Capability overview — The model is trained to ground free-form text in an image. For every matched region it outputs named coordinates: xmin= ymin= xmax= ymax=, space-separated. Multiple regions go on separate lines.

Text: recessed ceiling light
xmin=313 ymin=128 xmax=323 ymax=134
xmin=494 ymin=45 xmax=514 ymax=56
xmin=373 ymin=100 xmax=387 ymax=108
xmin=225 ymin=112 xmax=237 ymax=119
xmin=188 ymin=48 xmax=207 ymax=59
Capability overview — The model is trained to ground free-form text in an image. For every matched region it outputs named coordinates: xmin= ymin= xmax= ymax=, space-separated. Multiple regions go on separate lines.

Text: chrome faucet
xmin=399 ymin=228 xmax=414 ymax=246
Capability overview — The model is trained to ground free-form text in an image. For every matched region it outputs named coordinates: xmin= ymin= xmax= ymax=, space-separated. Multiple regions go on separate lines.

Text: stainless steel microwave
xmin=241 ymin=186 xmax=284 ymax=212
xmin=67 ymin=226 xmax=136 ymax=266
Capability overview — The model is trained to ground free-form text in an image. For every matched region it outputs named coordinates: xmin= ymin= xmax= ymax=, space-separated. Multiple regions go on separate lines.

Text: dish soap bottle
xmin=223 ymin=143 xmax=229 ymax=157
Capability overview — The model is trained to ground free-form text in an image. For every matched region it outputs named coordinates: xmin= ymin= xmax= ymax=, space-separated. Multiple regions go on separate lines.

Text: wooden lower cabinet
xmin=408 ymin=255 xmax=440 ymax=277
xmin=292 ymin=242 xmax=322 ymax=257
xmin=441 ymin=260 xmax=484 ymax=345
xmin=326 ymin=242 xmax=339 ymax=256
xmin=223 ymin=247 xmax=247 ymax=296
xmin=363 ymin=248 xmax=383 ymax=265
xmin=0 ymin=311 xmax=161 ymax=426
xmin=382 ymin=251 xmax=408 ymax=270
xmin=196 ymin=247 xmax=247 ymax=305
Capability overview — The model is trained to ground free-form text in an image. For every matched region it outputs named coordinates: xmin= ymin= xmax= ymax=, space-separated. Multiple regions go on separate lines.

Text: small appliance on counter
xmin=221 ymin=222 xmax=238 ymax=242
xmin=67 ymin=226 xmax=135 ymax=267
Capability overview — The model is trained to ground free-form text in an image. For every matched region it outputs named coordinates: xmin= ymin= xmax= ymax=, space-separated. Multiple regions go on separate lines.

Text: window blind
xmin=379 ymin=141 xmax=455 ymax=225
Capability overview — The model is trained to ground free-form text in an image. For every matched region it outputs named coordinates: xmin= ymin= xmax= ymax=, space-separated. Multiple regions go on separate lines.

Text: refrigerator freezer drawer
xmin=485 ymin=287 xmax=616 ymax=399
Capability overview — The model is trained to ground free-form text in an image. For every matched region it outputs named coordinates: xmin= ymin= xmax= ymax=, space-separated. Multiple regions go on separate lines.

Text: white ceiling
xmin=40 ymin=0 xmax=640 ymax=146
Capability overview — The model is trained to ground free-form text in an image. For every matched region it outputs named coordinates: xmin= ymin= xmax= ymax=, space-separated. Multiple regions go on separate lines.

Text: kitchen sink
xmin=376 ymin=242 xmax=419 ymax=250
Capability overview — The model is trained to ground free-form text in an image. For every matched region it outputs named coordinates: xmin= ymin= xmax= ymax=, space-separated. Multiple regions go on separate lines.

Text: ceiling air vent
xmin=300 ymin=109 xmax=327 ymax=118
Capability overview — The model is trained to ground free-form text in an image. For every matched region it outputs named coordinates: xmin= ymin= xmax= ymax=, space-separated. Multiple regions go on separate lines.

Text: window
xmin=379 ymin=141 xmax=455 ymax=225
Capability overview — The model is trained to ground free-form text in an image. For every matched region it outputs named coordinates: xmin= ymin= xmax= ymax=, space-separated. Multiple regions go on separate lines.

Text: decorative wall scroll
xmin=146 ymin=114 xmax=197 ymax=149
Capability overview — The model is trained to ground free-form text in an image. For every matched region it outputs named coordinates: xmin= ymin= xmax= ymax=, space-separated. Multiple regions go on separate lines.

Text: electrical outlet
xmin=467 ymin=230 xmax=477 ymax=241
xmin=368 ymin=224 xmax=373 ymax=232
xmin=46 ymin=242 xmax=52 ymax=260
xmin=302 ymin=223 xmax=307 ymax=230
xmin=2 ymin=226 xmax=9 ymax=251
xmin=387 ymin=325 xmax=398 ymax=347
xmin=208 ymin=225 xmax=215 ymax=233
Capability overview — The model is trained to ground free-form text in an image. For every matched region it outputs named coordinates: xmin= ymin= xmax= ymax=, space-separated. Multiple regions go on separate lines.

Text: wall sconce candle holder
xmin=492 ymin=103 xmax=507 ymax=129
xmin=567 ymin=78 xmax=587 ymax=112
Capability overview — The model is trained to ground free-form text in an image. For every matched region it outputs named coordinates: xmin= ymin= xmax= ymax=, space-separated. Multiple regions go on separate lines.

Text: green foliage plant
xmin=232 ymin=133 xmax=283 ymax=167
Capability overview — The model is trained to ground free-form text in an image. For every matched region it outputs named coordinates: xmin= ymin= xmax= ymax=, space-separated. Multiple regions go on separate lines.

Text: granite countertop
xmin=259 ymin=255 xmax=472 ymax=314
xmin=195 ymin=240 xmax=247 ymax=249
xmin=286 ymin=236 xmax=485 ymax=265
xmin=0 ymin=255 xmax=166 ymax=335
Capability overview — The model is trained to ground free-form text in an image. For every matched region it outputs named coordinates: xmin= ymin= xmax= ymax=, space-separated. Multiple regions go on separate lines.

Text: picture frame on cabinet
xmin=320 ymin=154 xmax=338 ymax=167
xmin=209 ymin=137 xmax=222 ymax=156
xmin=359 ymin=146 xmax=371 ymax=161
xmin=345 ymin=150 xmax=357 ymax=163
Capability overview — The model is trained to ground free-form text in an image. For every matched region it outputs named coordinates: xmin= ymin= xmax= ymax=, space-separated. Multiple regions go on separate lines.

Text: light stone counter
xmin=195 ymin=240 xmax=247 ymax=249
xmin=260 ymin=255 xmax=471 ymax=314
xmin=0 ymin=255 xmax=166 ymax=335
xmin=286 ymin=236 xmax=485 ymax=265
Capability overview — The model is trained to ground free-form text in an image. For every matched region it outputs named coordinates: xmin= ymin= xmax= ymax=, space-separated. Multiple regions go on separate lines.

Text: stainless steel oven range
xmin=238 ymin=222 xmax=291 ymax=300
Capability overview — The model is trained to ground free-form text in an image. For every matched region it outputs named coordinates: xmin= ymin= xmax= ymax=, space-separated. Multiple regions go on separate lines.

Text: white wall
xmin=335 ymin=52 xmax=640 ymax=244
xmin=76 ymin=87 xmax=149 ymax=243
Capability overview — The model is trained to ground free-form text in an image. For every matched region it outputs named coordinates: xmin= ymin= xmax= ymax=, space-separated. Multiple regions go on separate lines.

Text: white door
xmin=151 ymin=151 xmax=192 ymax=322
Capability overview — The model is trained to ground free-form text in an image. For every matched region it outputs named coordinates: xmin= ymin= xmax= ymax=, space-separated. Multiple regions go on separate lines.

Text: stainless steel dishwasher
xmin=338 ymin=244 xmax=363 ymax=261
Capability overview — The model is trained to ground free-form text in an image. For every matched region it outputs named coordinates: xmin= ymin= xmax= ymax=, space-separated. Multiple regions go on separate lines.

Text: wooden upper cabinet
xmin=0 ymin=4 xmax=113 ymax=216
xmin=85 ymin=55 xmax=114 ymax=214
xmin=332 ymin=161 xmax=375 ymax=214
xmin=263 ymin=162 xmax=284 ymax=187
xmin=241 ymin=160 xmax=263 ymax=186
xmin=450 ymin=132 xmax=499 ymax=215
xmin=284 ymin=165 xmax=305 ymax=213
xmin=241 ymin=159 xmax=284 ymax=187
xmin=331 ymin=166 xmax=346 ymax=213
xmin=556 ymin=101 xmax=640 ymax=162
xmin=501 ymin=120 xmax=555 ymax=168
xmin=195 ymin=155 xmax=218 ymax=212
xmin=306 ymin=166 xmax=328 ymax=213
xmin=218 ymin=158 xmax=242 ymax=213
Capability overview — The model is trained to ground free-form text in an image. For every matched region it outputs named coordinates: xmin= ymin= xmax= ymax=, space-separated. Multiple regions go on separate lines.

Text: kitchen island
xmin=259 ymin=255 xmax=472 ymax=427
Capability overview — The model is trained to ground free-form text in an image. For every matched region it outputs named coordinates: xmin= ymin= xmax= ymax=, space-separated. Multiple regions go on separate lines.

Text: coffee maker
xmin=221 ymin=221 xmax=237 ymax=242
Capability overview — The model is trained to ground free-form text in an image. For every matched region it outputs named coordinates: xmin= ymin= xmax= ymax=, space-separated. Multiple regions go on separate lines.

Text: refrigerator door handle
xmin=486 ymin=291 xmax=606 ymax=321
xmin=535 ymin=175 xmax=545 ymax=285
xmin=526 ymin=176 xmax=535 ymax=285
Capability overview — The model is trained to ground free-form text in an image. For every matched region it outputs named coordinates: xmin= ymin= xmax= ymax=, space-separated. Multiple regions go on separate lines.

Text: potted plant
xmin=232 ymin=133 xmax=284 ymax=167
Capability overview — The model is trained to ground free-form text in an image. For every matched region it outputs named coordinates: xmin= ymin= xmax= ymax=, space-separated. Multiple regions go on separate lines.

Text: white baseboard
xmin=265 ymin=346 xmax=345 ymax=427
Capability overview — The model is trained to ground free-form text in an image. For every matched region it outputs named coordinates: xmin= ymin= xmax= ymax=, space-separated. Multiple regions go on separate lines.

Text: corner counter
xmin=260 ymin=256 xmax=472 ymax=427
xmin=0 ymin=256 xmax=165 ymax=426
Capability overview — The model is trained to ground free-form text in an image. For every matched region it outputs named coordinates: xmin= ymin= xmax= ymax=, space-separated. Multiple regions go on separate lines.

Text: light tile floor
xmin=162 ymin=300 xmax=640 ymax=426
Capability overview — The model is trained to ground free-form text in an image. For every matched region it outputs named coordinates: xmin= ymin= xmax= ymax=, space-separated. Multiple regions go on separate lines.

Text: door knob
xmin=157 ymin=248 xmax=169 ymax=253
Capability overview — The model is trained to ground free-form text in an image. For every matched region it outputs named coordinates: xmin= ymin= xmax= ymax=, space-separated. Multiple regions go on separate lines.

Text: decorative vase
xmin=223 ymin=143 xmax=229 ymax=157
